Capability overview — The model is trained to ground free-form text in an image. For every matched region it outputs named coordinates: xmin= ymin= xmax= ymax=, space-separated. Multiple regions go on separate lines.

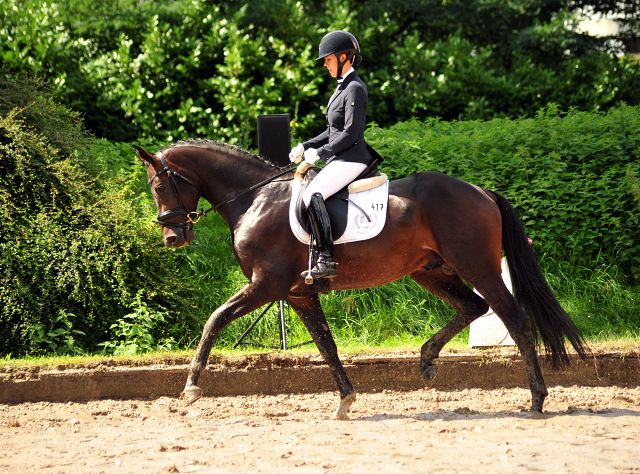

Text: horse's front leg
xmin=287 ymin=293 xmax=356 ymax=420
xmin=182 ymin=280 xmax=283 ymax=404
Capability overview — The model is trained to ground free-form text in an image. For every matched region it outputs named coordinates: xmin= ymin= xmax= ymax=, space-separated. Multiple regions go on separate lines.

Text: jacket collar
xmin=337 ymin=69 xmax=357 ymax=89
xmin=327 ymin=70 xmax=358 ymax=110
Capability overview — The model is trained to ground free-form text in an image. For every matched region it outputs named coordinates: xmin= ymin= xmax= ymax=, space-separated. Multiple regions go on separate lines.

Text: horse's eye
xmin=156 ymin=185 xmax=166 ymax=193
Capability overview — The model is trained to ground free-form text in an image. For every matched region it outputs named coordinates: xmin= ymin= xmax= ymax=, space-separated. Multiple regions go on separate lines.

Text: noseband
xmin=148 ymin=151 xmax=203 ymax=231
xmin=148 ymin=150 xmax=294 ymax=231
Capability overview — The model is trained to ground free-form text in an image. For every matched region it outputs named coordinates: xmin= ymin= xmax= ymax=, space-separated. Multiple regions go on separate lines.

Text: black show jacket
xmin=303 ymin=71 xmax=373 ymax=166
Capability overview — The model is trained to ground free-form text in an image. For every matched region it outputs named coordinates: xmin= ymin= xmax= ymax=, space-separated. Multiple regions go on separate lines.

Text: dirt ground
xmin=2 ymin=384 xmax=640 ymax=474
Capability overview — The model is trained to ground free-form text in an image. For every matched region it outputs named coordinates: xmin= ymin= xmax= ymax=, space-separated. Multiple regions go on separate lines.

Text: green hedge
xmin=0 ymin=75 xmax=193 ymax=357
xmin=144 ymin=105 xmax=640 ymax=349
xmin=2 ymin=72 xmax=638 ymax=356
xmin=367 ymin=104 xmax=640 ymax=277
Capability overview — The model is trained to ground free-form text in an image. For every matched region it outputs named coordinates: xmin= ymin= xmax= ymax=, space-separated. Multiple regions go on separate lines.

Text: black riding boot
xmin=302 ymin=192 xmax=338 ymax=280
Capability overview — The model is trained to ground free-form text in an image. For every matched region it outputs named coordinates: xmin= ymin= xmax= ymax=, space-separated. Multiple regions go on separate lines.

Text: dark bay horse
xmin=134 ymin=139 xmax=588 ymax=419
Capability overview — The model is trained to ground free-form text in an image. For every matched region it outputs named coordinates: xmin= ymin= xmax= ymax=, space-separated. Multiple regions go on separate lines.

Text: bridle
xmin=148 ymin=150 xmax=294 ymax=231
xmin=148 ymin=151 xmax=201 ymax=231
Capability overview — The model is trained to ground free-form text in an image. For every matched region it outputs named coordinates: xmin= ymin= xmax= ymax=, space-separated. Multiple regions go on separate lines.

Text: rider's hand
xmin=289 ymin=143 xmax=304 ymax=164
xmin=304 ymin=148 xmax=319 ymax=165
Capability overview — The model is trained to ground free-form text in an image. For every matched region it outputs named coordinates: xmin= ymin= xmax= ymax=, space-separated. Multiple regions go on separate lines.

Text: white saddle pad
xmin=289 ymin=178 xmax=389 ymax=245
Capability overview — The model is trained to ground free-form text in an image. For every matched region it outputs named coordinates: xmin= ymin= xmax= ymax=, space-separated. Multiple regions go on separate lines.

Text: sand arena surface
xmin=1 ymin=385 xmax=640 ymax=473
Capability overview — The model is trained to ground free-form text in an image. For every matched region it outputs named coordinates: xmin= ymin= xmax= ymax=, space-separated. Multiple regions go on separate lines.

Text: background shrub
xmin=164 ymin=105 xmax=640 ymax=348
xmin=0 ymin=74 xmax=194 ymax=357
xmin=1 ymin=0 xmax=639 ymax=146
xmin=1 ymin=75 xmax=638 ymax=354
xmin=1 ymin=0 xmax=639 ymax=352
xmin=367 ymin=104 xmax=640 ymax=277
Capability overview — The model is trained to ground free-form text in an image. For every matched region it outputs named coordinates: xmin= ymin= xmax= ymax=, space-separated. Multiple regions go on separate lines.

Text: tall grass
xmin=177 ymin=209 xmax=640 ymax=351
xmin=542 ymin=252 xmax=640 ymax=341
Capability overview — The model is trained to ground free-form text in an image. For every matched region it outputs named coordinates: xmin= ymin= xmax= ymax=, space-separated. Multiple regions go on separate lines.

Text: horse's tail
xmin=492 ymin=191 xmax=590 ymax=368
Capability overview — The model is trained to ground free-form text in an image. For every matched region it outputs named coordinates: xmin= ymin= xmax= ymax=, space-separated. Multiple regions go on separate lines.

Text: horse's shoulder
xmin=232 ymin=179 xmax=292 ymax=241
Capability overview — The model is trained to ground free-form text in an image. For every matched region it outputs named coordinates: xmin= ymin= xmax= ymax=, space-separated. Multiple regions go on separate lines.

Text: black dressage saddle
xmin=295 ymin=158 xmax=382 ymax=240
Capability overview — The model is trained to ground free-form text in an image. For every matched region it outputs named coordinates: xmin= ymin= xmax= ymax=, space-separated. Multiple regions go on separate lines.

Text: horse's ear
xmin=133 ymin=145 xmax=156 ymax=167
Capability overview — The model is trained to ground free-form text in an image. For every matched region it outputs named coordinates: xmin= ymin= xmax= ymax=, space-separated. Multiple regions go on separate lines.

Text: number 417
xmin=371 ymin=203 xmax=384 ymax=211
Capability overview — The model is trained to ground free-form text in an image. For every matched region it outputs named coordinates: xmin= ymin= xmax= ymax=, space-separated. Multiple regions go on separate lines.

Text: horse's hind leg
xmin=410 ymin=268 xmax=489 ymax=384
xmin=287 ymin=293 xmax=356 ymax=420
xmin=414 ymin=267 xmax=548 ymax=412
xmin=477 ymin=284 xmax=548 ymax=412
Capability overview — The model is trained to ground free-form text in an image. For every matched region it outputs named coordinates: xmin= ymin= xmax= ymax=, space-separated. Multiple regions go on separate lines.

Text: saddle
xmin=295 ymin=158 xmax=384 ymax=240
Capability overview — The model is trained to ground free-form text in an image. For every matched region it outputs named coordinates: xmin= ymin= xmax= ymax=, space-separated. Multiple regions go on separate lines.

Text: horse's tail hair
xmin=492 ymin=191 xmax=590 ymax=368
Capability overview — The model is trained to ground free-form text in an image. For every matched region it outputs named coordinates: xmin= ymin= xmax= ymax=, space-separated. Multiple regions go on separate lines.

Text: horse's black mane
xmin=166 ymin=139 xmax=280 ymax=170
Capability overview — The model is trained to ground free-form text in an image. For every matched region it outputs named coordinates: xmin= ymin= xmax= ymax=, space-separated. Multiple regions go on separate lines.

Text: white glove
xmin=304 ymin=148 xmax=319 ymax=165
xmin=289 ymin=143 xmax=304 ymax=163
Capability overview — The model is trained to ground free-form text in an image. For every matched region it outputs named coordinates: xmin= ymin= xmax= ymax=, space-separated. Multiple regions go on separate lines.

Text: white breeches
xmin=302 ymin=160 xmax=367 ymax=207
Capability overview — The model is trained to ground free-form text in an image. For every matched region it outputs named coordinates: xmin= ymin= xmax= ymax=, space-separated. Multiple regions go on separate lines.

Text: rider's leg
xmin=301 ymin=160 xmax=367 ymax=206
xmin=305 ymin=192 xmax=338 ymax=278
xmin=301 ymin=161 xmax=366 ymax=279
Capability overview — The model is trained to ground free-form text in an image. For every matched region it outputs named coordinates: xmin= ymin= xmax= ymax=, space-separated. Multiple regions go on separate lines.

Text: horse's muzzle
xmin=163 ymin=228 xmax=195 ymax=248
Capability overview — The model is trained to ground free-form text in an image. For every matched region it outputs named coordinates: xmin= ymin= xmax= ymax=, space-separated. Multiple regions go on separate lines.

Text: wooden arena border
xmin=1 ymin=351 xmax=639 ymax=404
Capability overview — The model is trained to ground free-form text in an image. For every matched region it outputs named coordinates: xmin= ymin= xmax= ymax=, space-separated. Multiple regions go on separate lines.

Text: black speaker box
xmin=257 ymin=114 xmax=291 ymax=168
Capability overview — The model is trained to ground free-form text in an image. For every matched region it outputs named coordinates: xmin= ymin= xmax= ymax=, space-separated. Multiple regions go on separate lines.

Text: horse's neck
xmin=197 ymin=148 xmax=282 ymax=225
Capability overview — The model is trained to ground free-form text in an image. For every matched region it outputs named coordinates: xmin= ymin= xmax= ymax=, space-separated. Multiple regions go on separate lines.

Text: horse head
xmin=134 ymin=146 xmax=200 ymax=248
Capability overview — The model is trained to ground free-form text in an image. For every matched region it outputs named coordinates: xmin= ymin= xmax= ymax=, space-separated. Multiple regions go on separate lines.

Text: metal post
xmin=233 ymin=301 xmax=276 ymax=349
xmin=278 ymin=300 xmax=287 ymax=350
xmin=233 ymin=300 xmax=314 ymax=350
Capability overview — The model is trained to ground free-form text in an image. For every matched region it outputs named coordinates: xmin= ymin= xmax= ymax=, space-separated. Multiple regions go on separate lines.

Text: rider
xmin=289 ymin=30 xmax=375 ymax=280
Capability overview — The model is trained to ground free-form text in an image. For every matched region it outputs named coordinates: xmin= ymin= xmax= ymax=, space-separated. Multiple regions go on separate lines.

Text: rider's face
xmin=324 ymin=53 xmax=349 ymax=78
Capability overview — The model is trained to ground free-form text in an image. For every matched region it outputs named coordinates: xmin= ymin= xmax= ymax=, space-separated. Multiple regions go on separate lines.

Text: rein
xmin=149 ymin=150 xmax=294 ymax=231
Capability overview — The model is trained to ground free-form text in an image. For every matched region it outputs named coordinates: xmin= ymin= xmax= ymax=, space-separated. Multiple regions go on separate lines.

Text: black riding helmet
xmin=316 ymin=30 xmax=362 ymax=79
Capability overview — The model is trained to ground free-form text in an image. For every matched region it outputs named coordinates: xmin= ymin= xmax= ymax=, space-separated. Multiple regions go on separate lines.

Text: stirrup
xmin=301 ymin=254 xmax=338 ymax=280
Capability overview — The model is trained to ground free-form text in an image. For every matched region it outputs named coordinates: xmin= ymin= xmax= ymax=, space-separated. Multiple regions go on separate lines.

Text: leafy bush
xmin=367 ymin=104 xmax=640 ymax=277
xmin=1 ymin=0 xmax=639 ymax=145
xmin=31 ymin=310 xmax=86 ymax=356
xmin=0 ymin=0 xmax=328 ymax=143
xmin=0 ymin=74 xmax=194 ymax=357
xmin=98 ymin=292 xmax=177 ymax=356
xmin=543 ymin=253 xmax=640 ymax=339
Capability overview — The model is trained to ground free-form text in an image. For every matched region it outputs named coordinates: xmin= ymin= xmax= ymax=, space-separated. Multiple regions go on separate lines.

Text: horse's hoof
xmin=331 ymin=392 xmax=356 ymax=420
xmin=331 ymin=410 xmax=350 ymax=420
xmin=529 ymin=410 xmax=548 ymax=419
xmin=531 ymin=402 xmax=544 ymax=414
xmin=421 ymin=363 xmax=438 ymax=385
xmin=181 ymin=385 xmax=203 ymax=405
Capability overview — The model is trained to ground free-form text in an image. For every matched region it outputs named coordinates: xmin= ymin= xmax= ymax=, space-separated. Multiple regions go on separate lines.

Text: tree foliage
xmin=0 ymin=0 xmax=638 ymax=145
xmin=1 ymin=1 xmax=639 ymax=354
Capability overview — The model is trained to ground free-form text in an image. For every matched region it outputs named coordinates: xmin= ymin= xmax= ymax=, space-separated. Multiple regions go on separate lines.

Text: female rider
xmin=289 ymin=30 xmax=376 ymax=280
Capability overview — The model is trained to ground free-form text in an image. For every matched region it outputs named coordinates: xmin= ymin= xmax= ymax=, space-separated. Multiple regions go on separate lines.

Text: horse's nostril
xmin=165 ymin=236 xmax=177 ymax=246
